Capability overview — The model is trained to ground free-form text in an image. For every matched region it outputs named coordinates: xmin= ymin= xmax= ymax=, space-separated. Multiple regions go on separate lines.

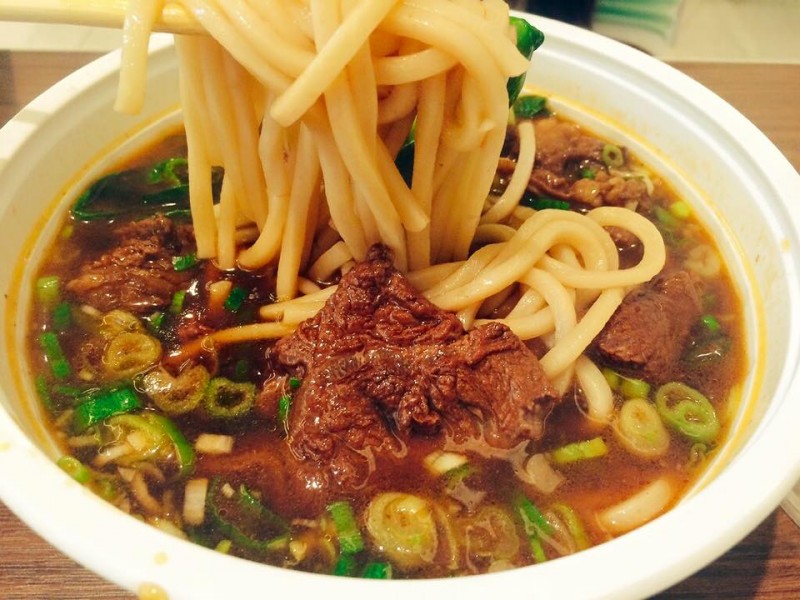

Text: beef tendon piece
xmin=593 ymin=269 xmax=702 ymax=384
xmin=66 ymin=214 xmax=194 ymax=314
xmin=269 ymin=245 xmax=559 ymax=490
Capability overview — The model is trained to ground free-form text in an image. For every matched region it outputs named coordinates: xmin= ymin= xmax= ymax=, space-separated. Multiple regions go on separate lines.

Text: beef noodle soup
xmin=27 ymin=102 xmax=744 ymax=579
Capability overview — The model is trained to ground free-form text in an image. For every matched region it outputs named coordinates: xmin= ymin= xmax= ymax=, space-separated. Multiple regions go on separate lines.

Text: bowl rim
xmin=2 ymin=15 xmax=800 ymax=600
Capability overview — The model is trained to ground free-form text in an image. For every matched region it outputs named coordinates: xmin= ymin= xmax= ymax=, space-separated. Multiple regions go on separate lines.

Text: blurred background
xmin=1 ymin=0 xmax=797 ymax=63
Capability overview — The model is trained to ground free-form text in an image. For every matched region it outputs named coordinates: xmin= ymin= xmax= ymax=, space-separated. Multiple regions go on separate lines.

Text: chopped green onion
xmin=224 ymin=286 xmax=248 ymax=312
xmin=73 ymin=384 xmax=141 ymax=433
xmin=238 ymin=484 xmax=288 ymax=533
xmin=204 ymin=377 xmax=255 ymax=419
xmin=333 ymin=553 xmax=359 ymax=576
xmin=172 ymin=253 xmax=198 ymax=272
xmin=39 ymin=332 xmax=71 ymax=380
xmin=361 ymin=561 xmax=392 ymax=579
xmin=602 ymin=367 xmax=621 ymax=391
xmin=619 ymin=376 xmax=650 ymax=400
xmin=234 ymin=359 xmax=250 ymax=380
xmin=289 ymin=377 xmax=302 ymax=390
xmin=655 ymin=382 xmax=720 ymax=443
xmin=528 ymin=534 xmax=547 ymax=563
xmin=57 ymin=455 xmax=92 ymax=484
xmin=35 ymin=275 xmax=60 ymax=307
xmin=327 ymin=500 xmax=365 ymax=555
xmin=207 ymin=478 xmax=288 ymax=553
xmin=51 ymin=302 xmax=72 ymax=331
xmin=580 ymin=167 xmax=597 ymax=180
xmin=654 ymin=205 xmax=680 ymax=229
xmin=169 ymin=290 xmax=187 ymax=314
xmin=614 ymin=398 xmax=670 ymax=459
xmin=687 ymin=442 xmax=709 ymax=468
xmin=521 ymin=196 xmax=571 ymax=211
xmin=145 ymin=310 xmax=165 ymax=332
xmin=601 ymin=144 xmax=624 ymax=168
xmin=668 ymin=200 xmax=692 ymax=220
xmin=514 ymin=494 xmax=553 ymax=537
xmin=550 ymin=503 xmax=591 ymax=551
xmin=513 ymin=494 xmax=552 ymax=563
xmin=701 ymin=314 xmax=721 ymax=333
xmin=513 ymin=94 xmax=547 ymax=120
xmin=145 ymin=413 xmax=196 ymax=479
xmin=142 ymin=365 xmax=209 ymax=415
xmin=549 ymin=437 xmax=608 ymax=465
xmin=35 ymin=375 xmax=53 ymax=411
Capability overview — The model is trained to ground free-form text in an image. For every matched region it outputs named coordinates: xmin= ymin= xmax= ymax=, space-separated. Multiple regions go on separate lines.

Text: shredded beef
xmin=262 ymin=245 xmax=558 ymax=491
xmin=66 ymin=214 xmax=194 ymax=315
xmin=593 ymin=269 xmax=702 ymax=383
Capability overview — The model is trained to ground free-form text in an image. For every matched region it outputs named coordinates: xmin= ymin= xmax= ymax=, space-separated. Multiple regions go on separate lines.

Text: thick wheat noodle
xmin=375 ymin=48 xmax=456 ymax=85
xmin=506 ymin=287 xmax=546 ymax=318
xmin=179 ymin=0 xmax=291 ymax=92
xmin=424 ymin=243 xmax=503 ymax=299
xmin=520 ymin=268 xmax=577 ymax=347
xmin=441 ymin=75 xmax=486 ymax=152
xmin=378 ymin=83 xmax=419 ymax=124
xmin=540 ymin=287 xmax=626 ymax=378
xmin=575 ymin=355 xmax=614 ymax=425
xmin=197 ymin=42 xmax=257 ymax=226
xmin=475 ymin=308 xmax=555 ymax=340
xmin=174 ymin=36 xmax=217 ymax=258
xmin=406 ymin=262 xmax=461 ymax=290
xmin=215 ymin=178 xmax=237 ymax=270
xmin=270 ymin=0 xmax=401 ymax=127
xmin=249 ymin=0 xmax=315 ymax=50
xmin=276 ymin=126 xmax=322 ymax=300
xmin=219 ymin=0 xmax=313 ymax=79
xmin=116 ymin=0 xmax=161 ymax=114
xmin=312 ymin=121 xmax=369 ymax=259
xmin=429 ymin=217 xmax=610 ymax=311
xmin=222 ymin=53 xmax=270 ymax=228
xmin=480 ymin=120 xmax=537 ymax=224
xmin=260 ymin=286 xmax=337 ymax=320
xmin=473 ymin=223 xmax=517 ymax=245
xmin=257 ymin=94 xmax=289 ymax=195
xmin=170 ymin=322 xmax=297 ymax=364
xmin=406 ymin=0 xmax=530 ymax=75
xmin=308 ymin=240 xmax=354 ymax=281
xmin=407 ymin=73 xmax=446 ymax=270
xmin=323 ymin=57 xmax=410 ymax=269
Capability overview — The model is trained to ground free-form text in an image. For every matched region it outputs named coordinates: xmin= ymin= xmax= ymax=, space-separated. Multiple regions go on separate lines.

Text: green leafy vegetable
xmin=507 ymin=16 xmax=545 ymax=105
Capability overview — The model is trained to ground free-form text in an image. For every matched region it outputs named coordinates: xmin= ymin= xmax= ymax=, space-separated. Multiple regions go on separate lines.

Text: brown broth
xmin=26 ymin=114 xmax=745 ymax=579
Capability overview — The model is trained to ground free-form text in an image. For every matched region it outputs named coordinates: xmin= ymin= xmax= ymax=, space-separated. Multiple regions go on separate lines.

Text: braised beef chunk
xmin=528 ymin=117 xmax=649 ymax=209
xmin=268 ymin=245 xmax=558 ymax=490
xmin=66 ymin=214 xmax=193 ymax=314
xmin=593 ymin=269 xmax=702 ymax=383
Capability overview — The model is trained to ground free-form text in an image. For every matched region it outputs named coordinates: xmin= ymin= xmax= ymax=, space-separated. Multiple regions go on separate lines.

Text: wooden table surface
xmin=1 ymin=51 xmax=799 ymax=599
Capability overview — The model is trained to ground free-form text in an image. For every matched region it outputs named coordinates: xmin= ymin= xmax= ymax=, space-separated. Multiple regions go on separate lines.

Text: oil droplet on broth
xmin=138 ymin=582 xmax=168 ymax=600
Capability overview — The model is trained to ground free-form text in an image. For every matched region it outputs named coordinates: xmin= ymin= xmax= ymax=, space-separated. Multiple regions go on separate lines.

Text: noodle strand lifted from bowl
xmin=117 ymin=0 xmax=665 ymax=424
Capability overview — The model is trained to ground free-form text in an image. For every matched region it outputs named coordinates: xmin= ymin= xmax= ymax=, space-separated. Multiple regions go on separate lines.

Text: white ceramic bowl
xmin=2 ymin=16 xmax=800 ymax=600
